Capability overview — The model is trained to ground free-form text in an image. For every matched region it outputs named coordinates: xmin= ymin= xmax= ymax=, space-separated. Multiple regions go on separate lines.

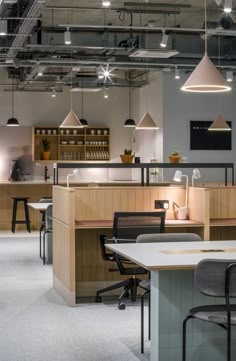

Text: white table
xmin=106 ymin=241 xmax=236 ymax=361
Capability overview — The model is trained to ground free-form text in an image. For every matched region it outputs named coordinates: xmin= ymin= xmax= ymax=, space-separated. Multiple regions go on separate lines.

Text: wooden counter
xmin=0 ymin=182 xmax=52 ymax=230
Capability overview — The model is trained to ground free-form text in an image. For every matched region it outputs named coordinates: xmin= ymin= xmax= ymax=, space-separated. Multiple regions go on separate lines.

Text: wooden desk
xmin=106 ymin=240 xmax=236 ymax=361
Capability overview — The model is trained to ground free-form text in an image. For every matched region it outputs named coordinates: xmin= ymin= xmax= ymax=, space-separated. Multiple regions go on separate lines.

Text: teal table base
xmin=151 ymin=270 xmax=236 ymax=361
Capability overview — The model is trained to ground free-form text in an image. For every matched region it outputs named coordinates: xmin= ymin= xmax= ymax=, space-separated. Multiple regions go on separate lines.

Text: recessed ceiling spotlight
xmin=102 ymin=0 xmax=111 ymax=7
xmin=0 ymin=20 xmax=7 ymax=36
xmin=224 ymin=0 xmax=232 ymax=13
xmin=37 ymin=67 xmax=43 ymax=76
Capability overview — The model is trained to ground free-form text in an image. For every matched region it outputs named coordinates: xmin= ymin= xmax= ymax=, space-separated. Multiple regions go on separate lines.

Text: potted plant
xmin=168 ymin=150 xmax=181 ymax=163
xmin=120 ymin=149 xmax=134 ymax=163
xmin=41 ymin=138 xmax=51 ymax=160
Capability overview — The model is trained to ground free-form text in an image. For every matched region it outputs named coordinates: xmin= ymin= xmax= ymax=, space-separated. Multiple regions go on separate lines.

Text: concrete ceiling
xmin=1 ymin=0 xmax=236 ymax=92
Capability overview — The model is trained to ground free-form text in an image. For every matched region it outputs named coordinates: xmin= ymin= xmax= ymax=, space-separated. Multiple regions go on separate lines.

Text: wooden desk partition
xmin=52 ymin=185 xmax=209 ymax=305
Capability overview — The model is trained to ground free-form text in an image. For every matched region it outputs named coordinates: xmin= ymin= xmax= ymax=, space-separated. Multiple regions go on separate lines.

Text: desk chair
xmin=95 ymin=211 xmax=165 ymax=310
xmin=42 ymin=204 xmax=53 ymax=265
xmin=137 ymin=232 xmax=202 ymax=354
xmin=182 ymin=259 xmax=236 ymax=361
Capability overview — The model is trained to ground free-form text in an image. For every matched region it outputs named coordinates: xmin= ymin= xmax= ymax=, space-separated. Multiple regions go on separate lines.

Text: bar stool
xmin=11 ymin=197 xmax=31 ymax=233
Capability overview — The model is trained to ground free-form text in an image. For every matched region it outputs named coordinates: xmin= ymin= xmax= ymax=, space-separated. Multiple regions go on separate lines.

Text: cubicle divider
xmin=53 ymin=185 xmax=209 ymax=305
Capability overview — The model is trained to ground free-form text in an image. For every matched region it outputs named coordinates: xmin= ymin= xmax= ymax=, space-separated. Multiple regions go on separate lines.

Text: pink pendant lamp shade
xmin=181 ymin=53 xmax=231 ymax=93
xmin=208 ymin=113 xmax=231 ymax=131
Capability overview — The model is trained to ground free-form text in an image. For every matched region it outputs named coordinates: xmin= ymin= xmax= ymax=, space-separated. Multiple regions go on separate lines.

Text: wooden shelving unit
xmin=32 ymin=126 xmax=110 ymax=161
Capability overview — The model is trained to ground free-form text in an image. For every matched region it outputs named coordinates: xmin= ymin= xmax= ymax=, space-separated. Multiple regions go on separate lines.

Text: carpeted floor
xmin=0 ymin=235 xmax=150 ymax=361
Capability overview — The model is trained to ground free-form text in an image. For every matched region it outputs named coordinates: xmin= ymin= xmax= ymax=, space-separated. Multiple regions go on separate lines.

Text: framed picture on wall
xmin=190 ymin=120 xmax=232 ymax=150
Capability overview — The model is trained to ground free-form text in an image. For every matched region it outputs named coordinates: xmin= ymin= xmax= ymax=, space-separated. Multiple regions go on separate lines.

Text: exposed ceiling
xmin=1 ymin=0 xmax=236 ymax=92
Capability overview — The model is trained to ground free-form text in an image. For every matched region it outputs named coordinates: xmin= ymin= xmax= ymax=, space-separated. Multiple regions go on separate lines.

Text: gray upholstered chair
xmin=182 ymin=259 xmax=236 ymax=361
xmin=137 ymin=232 xmax=202 ymax=354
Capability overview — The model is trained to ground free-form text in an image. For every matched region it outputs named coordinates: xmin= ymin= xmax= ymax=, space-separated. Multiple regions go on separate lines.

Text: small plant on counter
xmin=168 ymin=150 xmax=181 ymax=163
xmin=124 ymin=149 xmax=132 ymax=155
xmin=170 ymin=150 xmax=179 ymax=156
xmin=41 ymin=138 xmax=51 ymax=152
xmin=120 ymin=149 xmax=134 ymax=163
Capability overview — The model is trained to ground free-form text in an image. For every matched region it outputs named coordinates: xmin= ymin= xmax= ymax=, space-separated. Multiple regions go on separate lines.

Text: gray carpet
xmin=0 ymin=236 xmax=150 ymax=361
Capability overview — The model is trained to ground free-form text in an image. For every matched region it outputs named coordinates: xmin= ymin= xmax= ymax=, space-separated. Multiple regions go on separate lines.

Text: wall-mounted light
xmin=224 ymin=0 xmax=232 ymax=13
xmin=64 ymin=27 xmax=71 ymax=45
xmin=226 ymin=70 xmax=233 ymax=82
xmin=173 ymin=170 xmax=189 ymax=208
xmin=160 ymin=30 xmax=168 ymax=48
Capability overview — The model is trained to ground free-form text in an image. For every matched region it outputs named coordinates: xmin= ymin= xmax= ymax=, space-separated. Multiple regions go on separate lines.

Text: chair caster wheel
xmin=95 ymin=295 xmax=102 ymax=303
xmin=118 ymin=303 xmax=126 ymax=310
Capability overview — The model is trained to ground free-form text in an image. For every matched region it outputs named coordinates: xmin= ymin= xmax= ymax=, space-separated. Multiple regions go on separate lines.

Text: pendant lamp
xmin=7 ymin=79 xmax=19 ymax=126
xmin=136 ymin=112 xmax=159 ymax=130
xmin=80 ymin=78 xmax=88 ymax=127
xmin=181 ymin=0 xmax=231 ymax=93
xmin=60 ymin=69 xmax=82 ymax=128
xmin=136 ymin=84 xmax=159 ymax=130
xmin=208 ymin=113 xmax=231 ymax=131
xmin=124 ymin=84 xmax=136 ymax=128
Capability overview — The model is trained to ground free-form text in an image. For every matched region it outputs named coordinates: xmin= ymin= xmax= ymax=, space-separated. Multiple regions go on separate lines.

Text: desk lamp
xmin=192 ymin=168 xmax=201 ymax=186
xmin=67 ymin=169 xmax=80 ymax=187
xmin=173 ymin=170 xmax=189 ymax=219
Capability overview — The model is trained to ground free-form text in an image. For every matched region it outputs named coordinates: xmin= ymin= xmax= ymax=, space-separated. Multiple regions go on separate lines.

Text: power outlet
xmin=155 ymin=200 xmax=169 ymax=209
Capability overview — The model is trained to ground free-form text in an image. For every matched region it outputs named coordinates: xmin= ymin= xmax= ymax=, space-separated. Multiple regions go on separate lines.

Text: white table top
xmin=106 ymin=240 xmax=236 ymax=271
xmin=28 ymin=203 xmax=52 ymax=211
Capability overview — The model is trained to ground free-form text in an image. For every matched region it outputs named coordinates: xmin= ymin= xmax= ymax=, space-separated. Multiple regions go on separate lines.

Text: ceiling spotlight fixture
xmin=97 ymin=64 xmax=113 ymax=83
xmin=64 ymin=26 xmax=71 ymax=45
xmin=0 ymin=20 xmax=7 ymax=36
xmin=104 ymin=89 xmax=109 ymax=99
xmin=220 ymin=13 xmax=233 ymax=29
xmin=160 ymin=30 xmax=168 ymax=48
xmin=37 ymin=66 xmax=43 ymax=76
xmin=224 ymin=0 xmax=232 ymax=13
xmin=181 ymin=0 xmax=231 ymax=92
xmin=102 ymin=0 xmax=111 ymax=7
xmin=51 ymin=88 xmax=56 ymax=98
xmin=226 ymin=70 xmax=233 ymax=82
xmin=175 ymin=66 xmax=180 ymax=79
xmin=208 ymin=113 xmax=231 ymax=131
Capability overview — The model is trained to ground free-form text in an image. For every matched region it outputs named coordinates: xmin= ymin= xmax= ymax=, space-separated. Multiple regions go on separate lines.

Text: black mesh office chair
xmin=95 ymin=211 xmax=165 ymax=310
xmin=39 ymin=197 xmax=52 ymax=261
xmin=182 ymin=259 xmax=236 ymax=361
xmin=137 ymin=232 xmax=202 ymax=354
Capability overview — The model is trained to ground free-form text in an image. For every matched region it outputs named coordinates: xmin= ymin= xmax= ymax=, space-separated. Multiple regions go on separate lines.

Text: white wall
xmin=163 ymin=72 xmax=236 ymax=183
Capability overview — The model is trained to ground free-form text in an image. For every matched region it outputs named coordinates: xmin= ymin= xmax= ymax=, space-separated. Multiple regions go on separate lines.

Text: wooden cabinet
xmin=32 ymin=126 xmax=110 ymax=161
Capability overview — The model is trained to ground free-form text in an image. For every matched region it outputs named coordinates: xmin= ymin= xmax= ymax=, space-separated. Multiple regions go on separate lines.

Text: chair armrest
xmin=99 ymin=235 xmax=116 ymax=261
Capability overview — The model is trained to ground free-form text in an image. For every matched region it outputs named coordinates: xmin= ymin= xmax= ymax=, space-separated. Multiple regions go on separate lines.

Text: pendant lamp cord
xmin=204 ymin=0 xmax=207 ymax=54
xmin=129 ymin=80 xmax=131 ymax=118
xmin=81 ymin=77 xmax=84 ymax=118
xmin=12 ymin=79 xmax=14 ymax=118
xmin=70 ymin=52 xmax=73 ymax=111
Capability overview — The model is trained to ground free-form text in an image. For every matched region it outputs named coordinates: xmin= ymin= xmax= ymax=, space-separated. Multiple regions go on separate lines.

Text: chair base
xmin=95 ymin=277 xmax=142 ymax=309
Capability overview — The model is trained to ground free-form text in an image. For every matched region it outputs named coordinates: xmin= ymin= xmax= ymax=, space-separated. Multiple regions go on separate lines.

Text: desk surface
xmin=106 ymin=240 xmax=236 ymax=271
xmin=28 ymin=203 xmax=52 ymax=211
xmin=75 ymin=219 xmax=204 ymax=229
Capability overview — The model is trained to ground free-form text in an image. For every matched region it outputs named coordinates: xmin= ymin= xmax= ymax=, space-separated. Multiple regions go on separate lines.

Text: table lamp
xmin=173 ymin=170 xmax=189 ymax=219
xmin=192 ymin=168 xmax=201 ymax=186
xmin=67 ymin=169 xmax=80 ymax=187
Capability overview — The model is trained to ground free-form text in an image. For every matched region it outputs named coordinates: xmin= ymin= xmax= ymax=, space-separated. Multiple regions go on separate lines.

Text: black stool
xmin=11 ymin=197 xmax=31 ymax=233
